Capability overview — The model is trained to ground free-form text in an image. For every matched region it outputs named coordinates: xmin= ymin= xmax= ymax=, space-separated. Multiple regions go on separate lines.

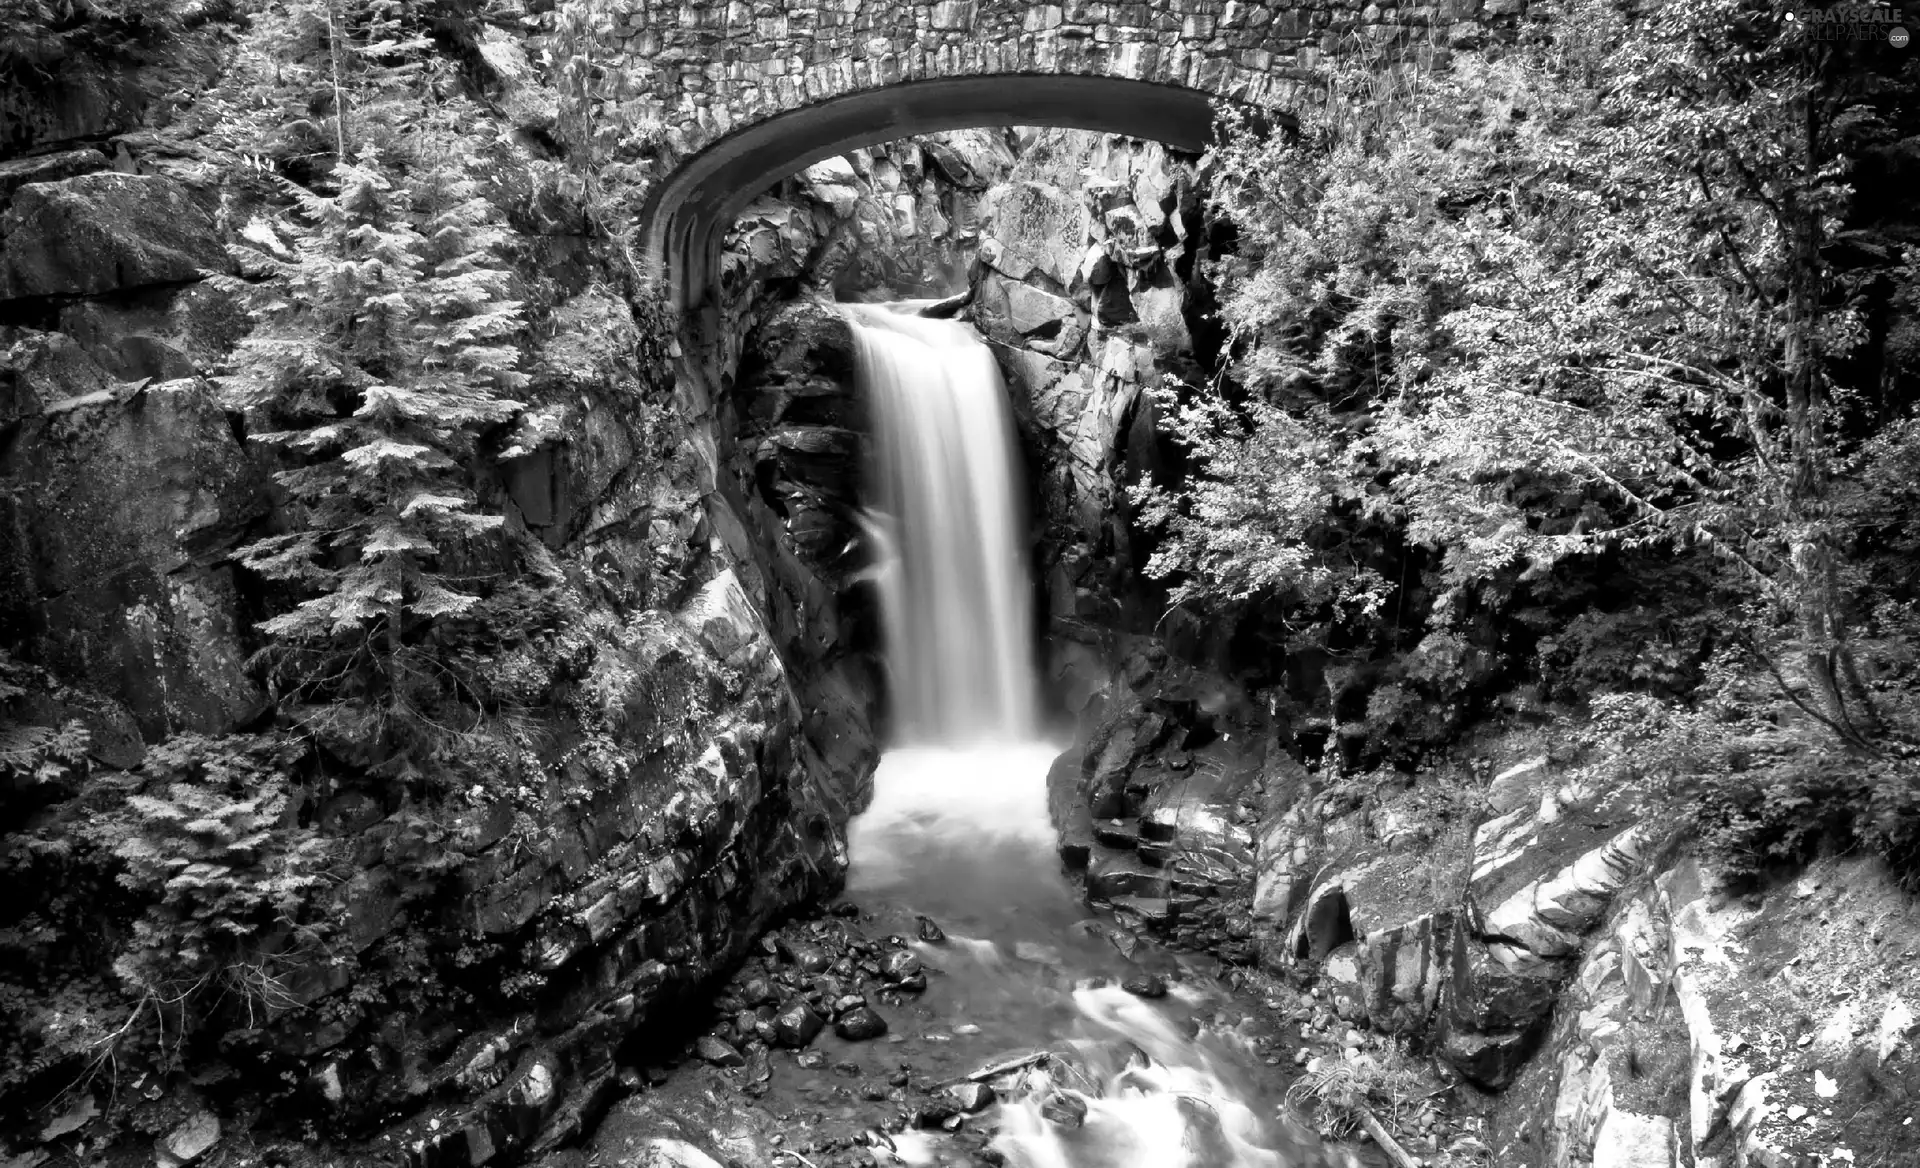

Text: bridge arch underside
xmin=639 ymin=73 xmax=1289 ymax=313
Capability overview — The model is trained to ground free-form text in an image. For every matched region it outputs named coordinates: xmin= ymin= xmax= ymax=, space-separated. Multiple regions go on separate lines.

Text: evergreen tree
xmin=219 ymin=142 xmax=528 ymax=759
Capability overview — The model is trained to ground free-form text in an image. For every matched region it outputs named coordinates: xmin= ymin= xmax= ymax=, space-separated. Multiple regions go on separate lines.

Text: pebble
xmin=774 ymin=1001 xmax=825 ymax=1048
xmin=740 ymin=976 xmax=780 ymax=1007
xmin=836 ymin=1005 xmax=890 ymax=1041
xmin=695 ymin=1036 xmax=745 ymax=1067
xmin=781 ymin=940 xmax=834 ymax=975
xmin=947 ymin=1082 xmax=996 ymax=1112
xmin=917 ymin=916 xmax=947 ymax=943
xmin=882 ymin=949 xmax=923 ymax=976
xmin=796 ymin=1051 xmax=828 ymax=1069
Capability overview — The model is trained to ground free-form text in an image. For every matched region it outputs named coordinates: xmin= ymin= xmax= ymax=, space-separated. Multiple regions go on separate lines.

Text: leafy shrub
xmin=77 ymin=734 xmax=342 ymax=1037
xmin=1576 ymin=673 xmax=1920 ymax=889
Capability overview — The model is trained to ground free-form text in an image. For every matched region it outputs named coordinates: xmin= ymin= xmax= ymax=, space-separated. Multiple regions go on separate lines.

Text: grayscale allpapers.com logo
xmin=1783 ymin=3 xmax=1910 ymax=45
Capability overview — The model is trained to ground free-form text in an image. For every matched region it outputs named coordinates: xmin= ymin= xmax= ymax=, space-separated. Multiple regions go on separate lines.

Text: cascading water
xmin=849 ymin=303 xmax=1037 ymax=744
xmin=840 ymin=304 xmax=1332 ymax=1168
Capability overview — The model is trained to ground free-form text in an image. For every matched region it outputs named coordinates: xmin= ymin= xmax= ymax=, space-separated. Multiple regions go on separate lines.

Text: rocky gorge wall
xmin=0 ymin=18 xmax=898 ymax=1167
xmin=714 ymin=119 xmax=1920 ymax=1168
xmin=0 ymin=20 xmax=1212 ymax=1160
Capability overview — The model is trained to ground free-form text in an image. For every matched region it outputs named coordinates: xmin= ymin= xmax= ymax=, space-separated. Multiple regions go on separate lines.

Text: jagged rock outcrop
xmin=0 ymin=367 xmax=267 ymax=740
xmin=0 ymin=172 xmax=233 ymax=300
xmin=0 ymin=78 xmax=876 ymax=1168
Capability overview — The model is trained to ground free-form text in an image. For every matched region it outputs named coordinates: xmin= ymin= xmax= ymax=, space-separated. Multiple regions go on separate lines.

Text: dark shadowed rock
xmin=0 ymin=148 xmax=108 ymax=204
xmin=772 ymin=1001 xmax=824 ymax=1048
xmin=694 ymin=1036 xmax=745 ymax=1067
xmin=1121 ymin=973 xmax=1168 ymax=999
xmin=739 ymin=976 xmax=780 ymax=1007
xmin=834 ymin=1005 xmax=888 ymax=1041
xmin=1 ymin=378 xmax=267 ymax=738
xmin=778 ymin=938 xmax=834 ymax=974
xmin=0 ymin=173 xmax=234 ymax=301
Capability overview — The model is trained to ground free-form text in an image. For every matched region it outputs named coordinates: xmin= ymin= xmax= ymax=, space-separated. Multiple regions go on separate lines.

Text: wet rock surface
xmin=565 ymin=892 xmax=1400 ymax=1168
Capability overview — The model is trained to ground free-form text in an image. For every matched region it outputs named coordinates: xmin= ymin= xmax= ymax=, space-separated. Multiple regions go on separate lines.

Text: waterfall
xmin=839 ymin=303 xmax=1309 ymax=1168
xmin=845 ymin=303 xmax=1038 ymax=744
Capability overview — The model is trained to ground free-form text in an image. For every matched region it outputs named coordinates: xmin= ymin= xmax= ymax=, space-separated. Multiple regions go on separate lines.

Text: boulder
xmin=1476 ymin=823 xmax=1659 ymax=958
xmin=1442 ymin=932 xmax=1569 ymax=1034
xmin=1282 ymin=853 xmax=1457 ymax=1033
xmin=1 ymin=330 xmax=112 ymax=427
xmin=833 ymin=1004 xmax=888 ymax=1041
xmin=694 ymin=1036 xmax=744 ymax=1067
xmin=0 ymin=148 xmax=109 ymax=204
xmin=1436 ymin=1024 xmax=1538 ymax=1091
xmin=155 ymin=1111 xmax=220 ymax=1167
xmin=771 ymin=1001 xmax=823 ymax=1048
xmin=0 ymin=173 xmax=234 ymax=301
xmin=799 ymin=156 xmax=864 ymax=218
xmin=57 ymin=283 xmax=247 ymax=382
xmin=1 ymin=378 xmax=268 ymax=738
xmin=1005 ymin=284 xmax=1078 ymax=339
xmin=946 ymin=1081 xmax=995 ymax=1112
xmin=921 ymin=129 xmax=1017 ymax=190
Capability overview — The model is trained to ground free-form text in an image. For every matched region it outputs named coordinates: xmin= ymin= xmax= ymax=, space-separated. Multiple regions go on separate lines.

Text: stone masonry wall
xmin=606 ymin=0 xmax=1529 ymax=167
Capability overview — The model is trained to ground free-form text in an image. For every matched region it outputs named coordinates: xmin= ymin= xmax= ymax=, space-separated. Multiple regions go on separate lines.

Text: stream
xmin=591 ymin=305 xmax=1360 ymax=1168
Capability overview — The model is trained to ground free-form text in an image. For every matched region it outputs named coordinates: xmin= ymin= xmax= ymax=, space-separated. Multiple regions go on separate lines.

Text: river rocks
xmin=0 ymin=173 xmax=233 ymax=301
xmin=834 ymin=1005 xmax=889 ymax=1041
xmin=778 ymin=937 xmax=835 ymax=975
xmin=772 ymin=1002 xmax=824 ymax=1048
xmin=947 ymin=1082 xmax=996 ymax=1112
xmin=695 ymin=1036 xmax=746 ymax=1067
xmin=879 ymin=948 xmax=924 ymax=987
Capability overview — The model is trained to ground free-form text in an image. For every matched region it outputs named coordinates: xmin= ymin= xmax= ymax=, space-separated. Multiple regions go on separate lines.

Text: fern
xmin=218 ymin=135 xmax=530 ymax=761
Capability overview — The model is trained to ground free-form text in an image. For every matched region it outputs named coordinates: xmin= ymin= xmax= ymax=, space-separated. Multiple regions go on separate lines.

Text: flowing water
xmin=839 ymin=304 xmax=1335 ymax=1168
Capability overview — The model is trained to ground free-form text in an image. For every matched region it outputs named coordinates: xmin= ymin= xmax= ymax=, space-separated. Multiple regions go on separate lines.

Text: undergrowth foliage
xmin=215 ymin=76 xmax=531 ymax=770
xmin=1141 ymin=0 xmax=1920 ymax=873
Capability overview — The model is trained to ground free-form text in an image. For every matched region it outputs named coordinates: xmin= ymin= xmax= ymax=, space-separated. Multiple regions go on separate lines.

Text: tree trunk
xmin=1780 ymin=73 xmax=1876 ymax=748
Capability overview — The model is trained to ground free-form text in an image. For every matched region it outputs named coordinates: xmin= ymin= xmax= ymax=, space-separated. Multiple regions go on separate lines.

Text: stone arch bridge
xmin=622 ymin=0 xmax=1529 ymax=311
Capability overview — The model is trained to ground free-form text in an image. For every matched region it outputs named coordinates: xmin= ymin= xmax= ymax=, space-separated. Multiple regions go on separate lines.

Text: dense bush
xmin=1137 ymin=0 xmax=1920 ymax=857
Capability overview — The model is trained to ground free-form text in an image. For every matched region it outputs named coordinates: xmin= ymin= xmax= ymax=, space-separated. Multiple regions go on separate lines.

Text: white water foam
xmin=841 ymin=302 xmax=1313 ymax=1168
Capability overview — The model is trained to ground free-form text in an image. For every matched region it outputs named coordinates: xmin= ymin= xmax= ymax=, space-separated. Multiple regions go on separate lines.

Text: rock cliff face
xmin=0 ymin=21 xmax=882 ymax=1166
xmin=0 ymin=30 xmax=1134 ymax=1159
